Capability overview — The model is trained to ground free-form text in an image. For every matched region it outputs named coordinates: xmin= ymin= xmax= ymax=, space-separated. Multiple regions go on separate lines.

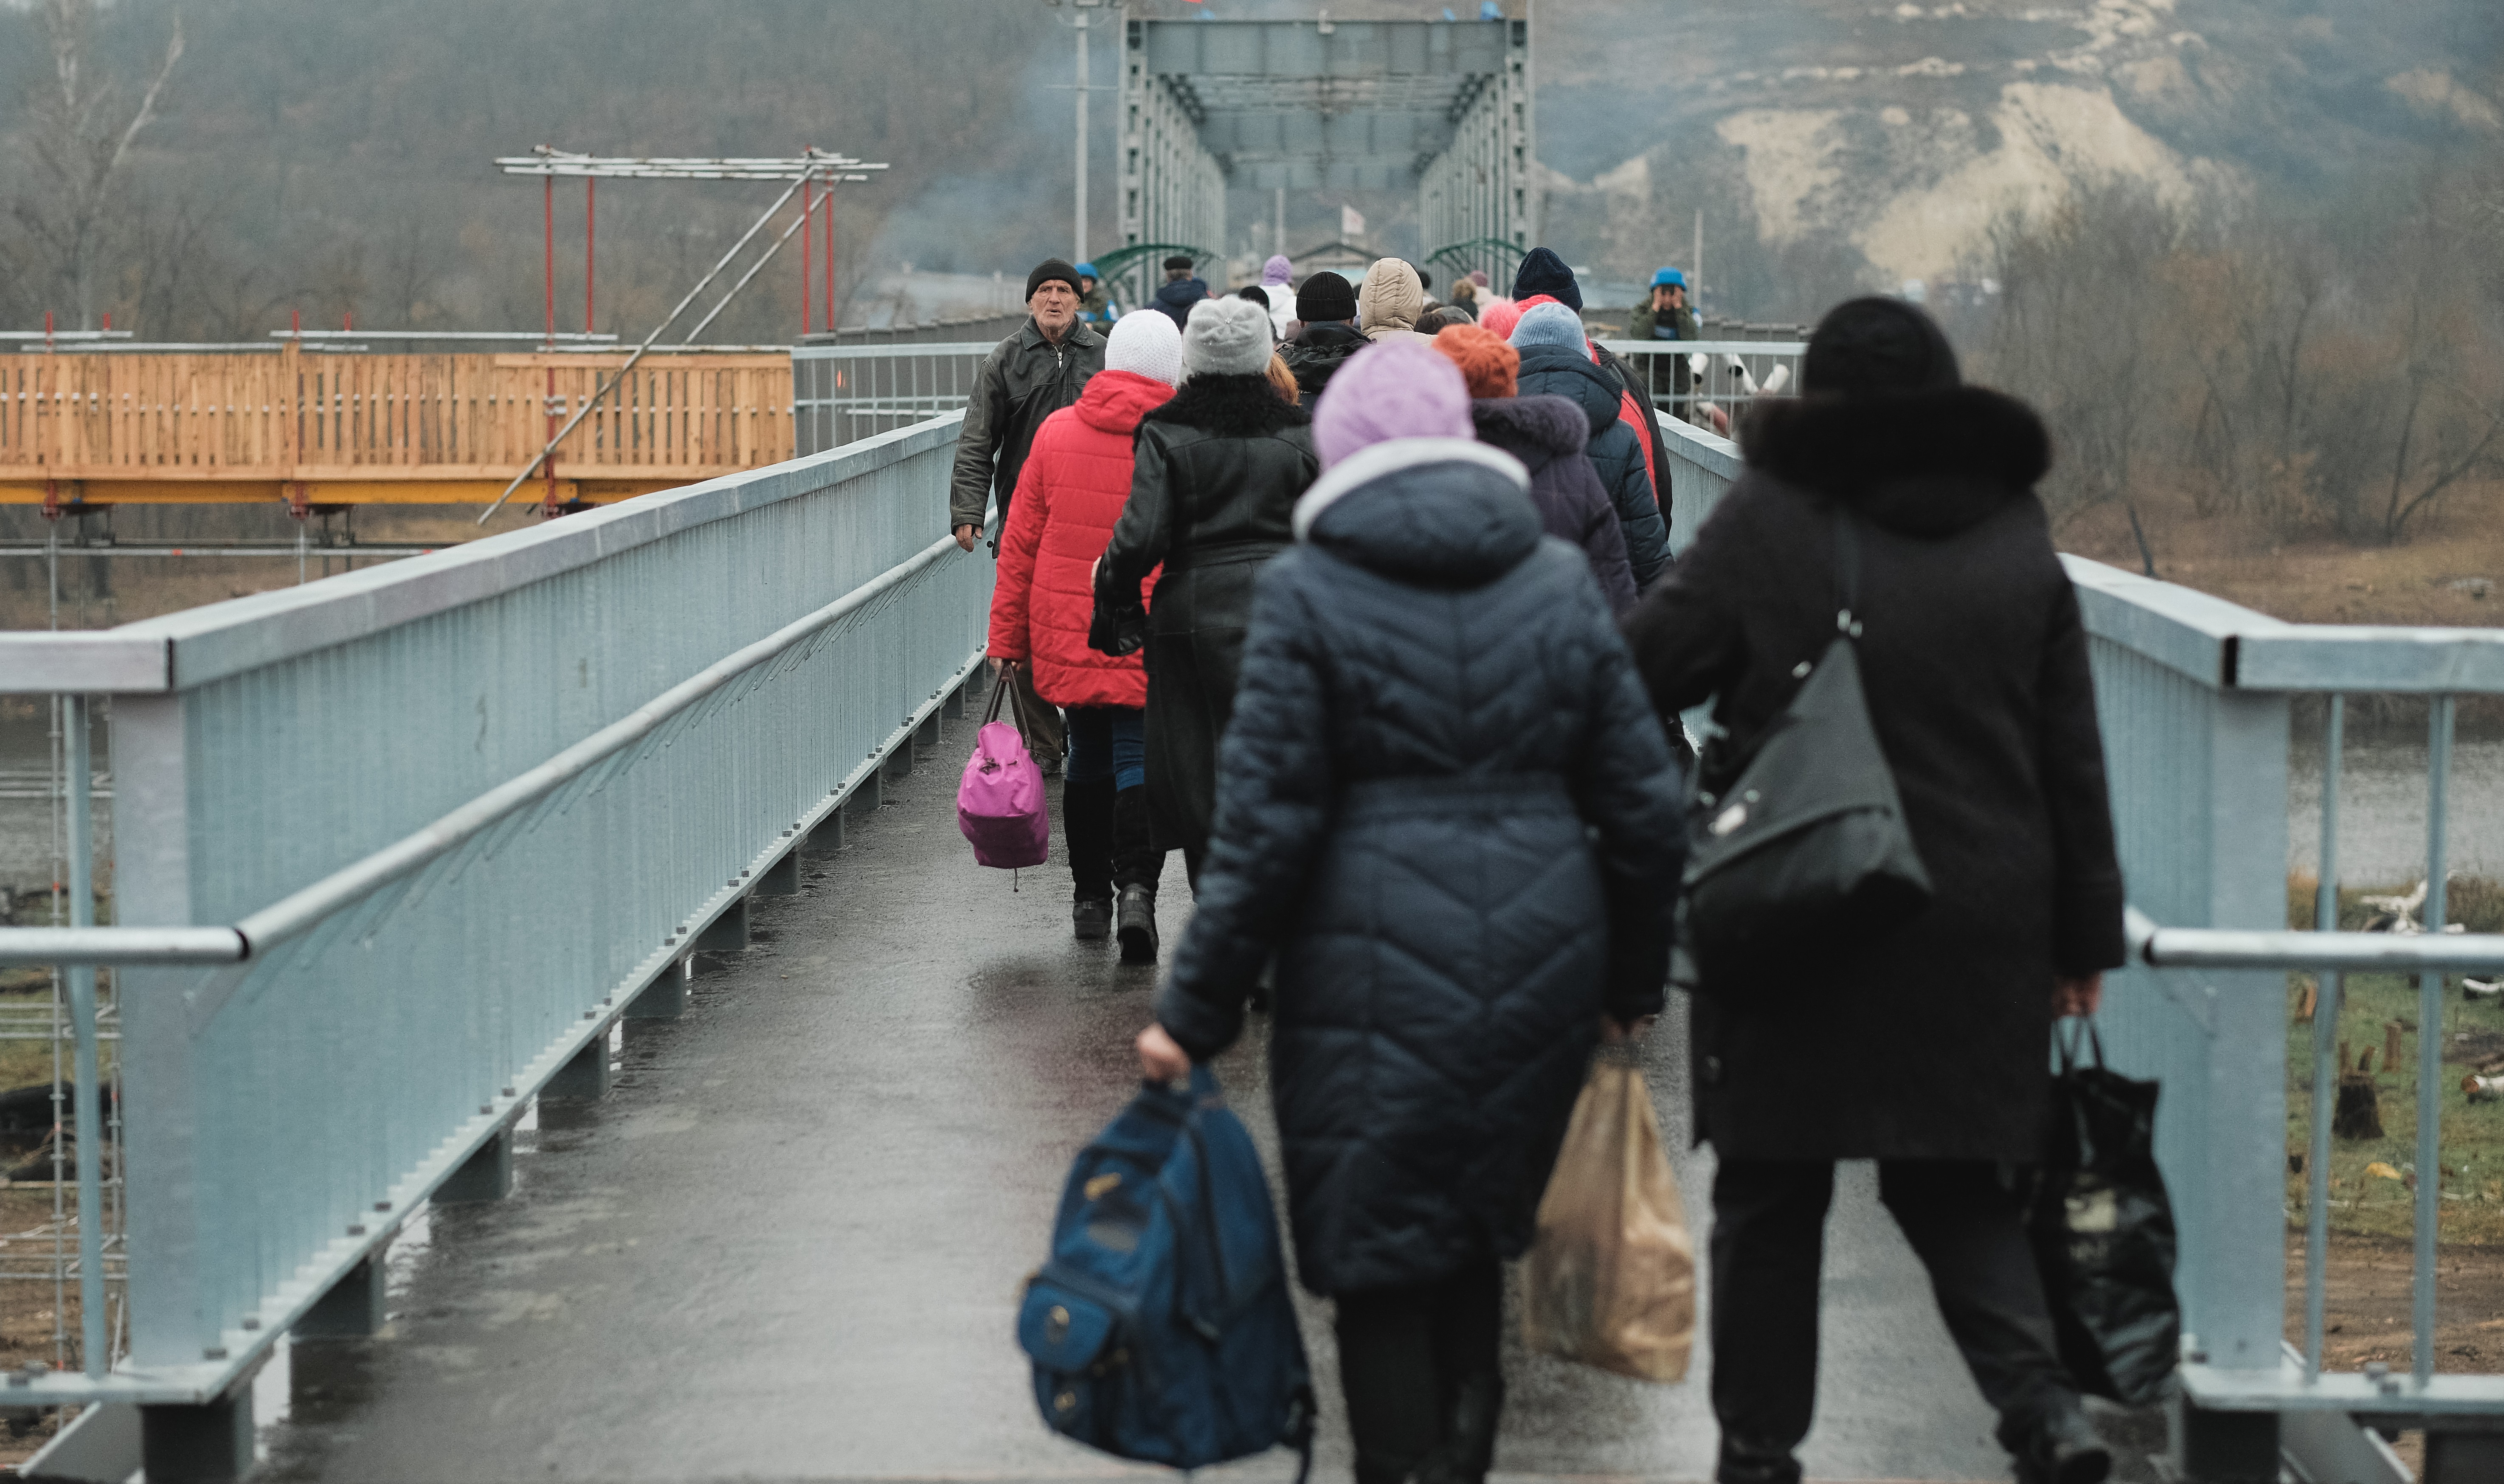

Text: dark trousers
xmin=1710 ymin=1160 xmax=2074 ymax=1463
xmin=1334 ymin=1260 xmax=1504 ymax=1484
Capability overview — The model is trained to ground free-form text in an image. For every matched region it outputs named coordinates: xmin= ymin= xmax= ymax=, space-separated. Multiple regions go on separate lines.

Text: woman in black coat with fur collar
xmin=1095 ymin=298 xmax=1321 ymax=928
xmin=1620 ymin=300 xmax=2124 ymax=1484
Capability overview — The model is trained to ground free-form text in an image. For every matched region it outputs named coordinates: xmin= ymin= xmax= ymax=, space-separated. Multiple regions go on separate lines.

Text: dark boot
xmin=1062 ymin=778 xmax=1115 ymax=939
xmin=1112 ymin=787 xmax=1160 ymax=964
xmin=1117 ymin=885 xmax=1159 ymax=963
xmin=2010 ymin=1397 xmax=2111 ymax=1484
xmin=1716 ymin=1436 xmax=1803 ymax=1484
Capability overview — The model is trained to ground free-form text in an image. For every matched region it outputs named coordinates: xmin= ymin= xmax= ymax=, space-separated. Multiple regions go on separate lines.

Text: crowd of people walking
xmin=970 ymin=248 xmax=2124 ymax=1484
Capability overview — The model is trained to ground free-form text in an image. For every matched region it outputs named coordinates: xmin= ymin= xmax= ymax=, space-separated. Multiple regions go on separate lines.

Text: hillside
xmin=3 ymin=1 xmax=2496 ymax=335
xmin=1539 ymin=0 xmax=2504 ymax=317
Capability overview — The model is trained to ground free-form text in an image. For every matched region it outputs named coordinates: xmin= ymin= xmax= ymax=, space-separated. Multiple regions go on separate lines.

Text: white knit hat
xmin=1182 ymin=295 xmax=1275 ymax=377
xmin=1105 ymin=308 xmax=1185 ymax=387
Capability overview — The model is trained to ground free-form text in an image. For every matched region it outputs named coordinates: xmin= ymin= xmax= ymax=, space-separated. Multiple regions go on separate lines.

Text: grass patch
xmin=2284 ymin=875 xmax=2504 ymax=1244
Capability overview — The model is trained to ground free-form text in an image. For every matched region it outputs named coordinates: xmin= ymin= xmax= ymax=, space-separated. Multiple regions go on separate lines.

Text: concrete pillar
xmin=293 ymin=1250 xmax=388 ymax=1339
xmin=941 ymin=681 xmax=968 ymax=720
xmin=847 ymin=773 xmax=882 ymax=815
xmin=914 ymin=712 xmax=941 ymax=750
xmin=757 ymin=851 xmax=801 ymax=897
xmin=140 ymin=1391 xmax=252 ymax=1484
xmin=883 ymin=739 xmax=914 ymax=779
xmin=804 ymin=811 xmax=844 ymax=857
xmin=628 ymin=957 xmax=689 ymax=1019
xmin=436 ymin=1128 xmax=512 ymax=1204
xmin=694 ymin=897 xmax=748 ymax=954
xmin=543 ymin=1036 xmax=611 ymax=1100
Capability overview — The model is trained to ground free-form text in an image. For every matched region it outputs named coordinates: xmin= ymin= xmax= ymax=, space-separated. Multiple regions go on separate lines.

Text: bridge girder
xmin=1118 ymin=17 xmax=1533 ymax=289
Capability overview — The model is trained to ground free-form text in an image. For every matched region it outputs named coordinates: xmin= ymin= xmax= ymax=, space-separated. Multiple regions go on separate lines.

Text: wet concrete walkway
xmin=249 ymin=706 xmax=2083 ymax=1484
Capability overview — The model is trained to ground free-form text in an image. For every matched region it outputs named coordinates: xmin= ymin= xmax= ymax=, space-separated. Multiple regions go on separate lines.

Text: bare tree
xmin=12 ymin=0 xmax=186 ymax=328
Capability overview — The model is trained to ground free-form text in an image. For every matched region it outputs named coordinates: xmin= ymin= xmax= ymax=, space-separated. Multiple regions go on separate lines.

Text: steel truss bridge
xmin=1114 ymin=14 xmax=1532 ymax=305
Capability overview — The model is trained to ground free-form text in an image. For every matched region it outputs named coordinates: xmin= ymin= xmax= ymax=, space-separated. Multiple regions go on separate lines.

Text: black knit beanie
xmin=1510 ymin=247 xmax=1581 ymax=311
xmin=1803 ymin=297 xmax=1961 ymax=399
xmin=1026 ymin=258 xmax=1084 ymax=301
xmin=1297 ymin=270 xmax=1358 ymax=323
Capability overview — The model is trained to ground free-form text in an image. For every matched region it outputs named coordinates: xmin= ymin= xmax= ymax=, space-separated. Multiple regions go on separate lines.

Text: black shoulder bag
xmin=1680 ymin=505 xmax=1933 ymax=984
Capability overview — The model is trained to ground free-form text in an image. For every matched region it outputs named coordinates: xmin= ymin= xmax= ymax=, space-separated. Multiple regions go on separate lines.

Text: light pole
xmin=1048 ymin=0 xmax=1113 ymax=266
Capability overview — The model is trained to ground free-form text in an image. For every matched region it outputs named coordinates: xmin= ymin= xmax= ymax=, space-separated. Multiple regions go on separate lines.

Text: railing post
xmin=110 ymin=694 xmax=213 ymax=1370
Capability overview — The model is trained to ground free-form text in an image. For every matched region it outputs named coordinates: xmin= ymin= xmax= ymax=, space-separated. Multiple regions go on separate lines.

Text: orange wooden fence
xmin=0 ymin=348 xmax=796 ymax=507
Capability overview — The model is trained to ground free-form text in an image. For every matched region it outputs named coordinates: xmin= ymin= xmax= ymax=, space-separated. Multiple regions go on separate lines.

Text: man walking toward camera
xmin=951 ymin=258 xmax=1105 ymax=767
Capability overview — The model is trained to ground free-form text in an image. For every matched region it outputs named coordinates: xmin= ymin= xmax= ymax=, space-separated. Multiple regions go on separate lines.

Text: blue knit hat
xmin=1651 ymin=266 xmax=1686 ymax=288
xmin=1510 ymin=247 xmax=1582 ymax=311
xmin=1508 ymin=301 xmax=1587 ymax=351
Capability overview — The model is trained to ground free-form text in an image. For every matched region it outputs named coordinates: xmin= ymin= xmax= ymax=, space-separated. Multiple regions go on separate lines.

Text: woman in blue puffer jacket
xmin=1133 ymin=340 xmax=1688 ymax=1484
xmin=1510 ymin=301 xmax=1672 ymax=591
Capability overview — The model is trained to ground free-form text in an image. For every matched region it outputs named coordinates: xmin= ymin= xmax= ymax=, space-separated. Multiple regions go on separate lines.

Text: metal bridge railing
xmin=1654 ymin=413 xmax=2503 ymax=1477
xmin=0 ymin=412 xmax=989 ymax=1428
xmin=1598 ymin=339 xmax=1806 ymax=431
xmin=793 ymin=342 xmax=1003 ymax=456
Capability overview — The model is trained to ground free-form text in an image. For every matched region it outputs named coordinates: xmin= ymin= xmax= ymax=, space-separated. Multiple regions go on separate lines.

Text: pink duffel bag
xmin=958 ymin=665 xmax=1050 ymax=869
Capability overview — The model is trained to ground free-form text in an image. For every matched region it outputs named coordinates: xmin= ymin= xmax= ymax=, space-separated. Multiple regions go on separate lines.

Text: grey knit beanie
xmin=1182 ymin=295 xmax=1274 ymax=377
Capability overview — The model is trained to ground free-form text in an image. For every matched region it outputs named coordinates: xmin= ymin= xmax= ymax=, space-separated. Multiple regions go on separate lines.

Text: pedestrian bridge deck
xmin=246 ymin=735 xmax=2023 ymax=1484
xmin=7 ymin=405 xmax=2502 ymax=1483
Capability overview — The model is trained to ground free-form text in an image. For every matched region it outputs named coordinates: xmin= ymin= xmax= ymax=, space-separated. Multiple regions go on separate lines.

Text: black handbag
xmin=1680 ymin=507 xmax=1932 ymax=982
xmin=2028 ymin=1020 xmax=2180 ymax=1407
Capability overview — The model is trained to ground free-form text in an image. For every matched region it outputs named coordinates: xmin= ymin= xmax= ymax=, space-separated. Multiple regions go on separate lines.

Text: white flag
xmin=1341 ymin=203 xmax=1367 ymax=240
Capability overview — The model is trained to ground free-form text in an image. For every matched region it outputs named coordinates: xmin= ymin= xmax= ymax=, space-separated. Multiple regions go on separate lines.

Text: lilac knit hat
xmin=1311 ymin=340 xmax=1475 ymax=469
xmin=1261 ymin=254 xmax=1294 ymax=287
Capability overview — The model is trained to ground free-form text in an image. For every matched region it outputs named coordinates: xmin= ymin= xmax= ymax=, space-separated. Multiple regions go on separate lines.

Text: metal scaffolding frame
xmin=1118 ymin=15 xmax=1531 ymax=299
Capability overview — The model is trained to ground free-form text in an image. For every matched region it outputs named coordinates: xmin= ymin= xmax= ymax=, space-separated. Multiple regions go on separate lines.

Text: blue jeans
xmin=1064 ymin=706 xmax=1145 ymax=792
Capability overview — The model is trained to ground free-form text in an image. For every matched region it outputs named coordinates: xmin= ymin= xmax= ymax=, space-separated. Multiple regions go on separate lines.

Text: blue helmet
xmin=1651 ymin=267 xmax=1687 ymax=289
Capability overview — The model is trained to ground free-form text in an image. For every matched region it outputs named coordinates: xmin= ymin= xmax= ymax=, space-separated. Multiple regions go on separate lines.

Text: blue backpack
xmin=1018 ymin=1066 xmax=1313 ymax=1479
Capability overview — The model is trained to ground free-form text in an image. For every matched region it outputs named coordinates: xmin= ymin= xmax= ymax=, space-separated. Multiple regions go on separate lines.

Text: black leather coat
xmin=1156 ymin=435 xmax=1688 ymax=1296
xmin=1281 ymin=322 xmax=1367 ymax=402
xmin=1094 ymin=374 xmax=1320 ymax=857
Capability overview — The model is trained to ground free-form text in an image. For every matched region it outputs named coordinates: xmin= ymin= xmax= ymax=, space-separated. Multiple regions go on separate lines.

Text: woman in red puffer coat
xmin=988 ymin=309 xmax=1183 ymax=950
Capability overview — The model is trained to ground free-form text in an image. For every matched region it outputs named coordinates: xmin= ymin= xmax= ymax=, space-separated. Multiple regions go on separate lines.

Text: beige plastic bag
xmin=1520 ymin=1054 xmax=1696 ymax=1382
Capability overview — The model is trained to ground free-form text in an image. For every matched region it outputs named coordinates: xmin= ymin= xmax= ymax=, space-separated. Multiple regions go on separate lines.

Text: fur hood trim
xmin=1142 ymin=372 xmax=1309 ymax=438
xmin=1740 ymin=388 xmax=2051 ymax=537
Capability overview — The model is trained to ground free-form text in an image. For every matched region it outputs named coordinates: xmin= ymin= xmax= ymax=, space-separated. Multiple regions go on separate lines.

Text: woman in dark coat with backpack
xmin=1095 ymin=296 xmax=1320 ymax=924
xmin=1619 ymin=299 xmax=2125 ymax=1484
xmin=1136 ymin=341 xmax=1688 ymax=1484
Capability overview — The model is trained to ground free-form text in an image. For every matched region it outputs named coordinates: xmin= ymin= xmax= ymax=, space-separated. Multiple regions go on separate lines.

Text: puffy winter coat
xmin=1093 ymin=375 xmax=1320 ymax=858
xmin=1156 ymin=436 xmax=1688 ymax=1296
xmin=986 ymin=370 xmax=1173 ymax=708
xmin=1515 ymin=343 xmax=1670 ymax=590
xmin=947 ymin=318 xmax=1107 ymax=535
xmin=1620 ymin=387 xmax=2126 ymax=1164
xmin=1153 ymin=276 xmax=1210 ymax=330
xmin=1469 ymin=395 xmax=1637 ymax=614
xmin=1514 ymin=292 xmax=1666 ymax=502
xmin=1282 ymin=322 xmax=1367 ymax=402
xmin=1356 ymin=259 xmax=1432 ymax=345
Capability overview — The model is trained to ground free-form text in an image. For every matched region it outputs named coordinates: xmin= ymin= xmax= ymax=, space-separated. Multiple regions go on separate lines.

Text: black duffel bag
xmin=1680 ymin=508 xmax=1931 ymax=983
xmin=2029 ymin=1020 xmax=2180 ymax=1407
